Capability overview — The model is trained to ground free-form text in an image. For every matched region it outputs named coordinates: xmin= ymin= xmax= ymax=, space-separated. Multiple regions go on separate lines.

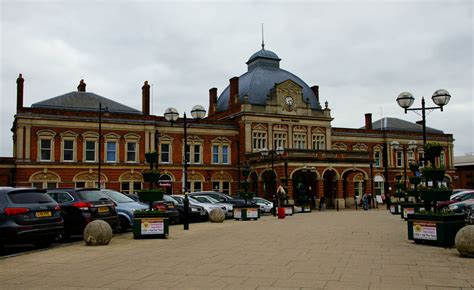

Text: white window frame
xmin=160 ymin=143 xmax=171 ymax=164
xmin=252 ymin=131 xmax=267 ymax=151
xmin=211 ymin=138 xmax=231 ymax=165
xmin=37 ymin=130 xmax=56 ymax=162
xmin=396 ymin=151 xmax=403 ymax=167
xmin=374 ymin=151 xmax=381 ymax=167
xmin=183 ymin=137 xmax=203 ymax=165
xmin=440 ymin=150 xmax=446 ymax=167
xmin=126 ymin=142 xmax=137 ymax=163
xmin=312 ymin=134 xmax=325 ymax=150
xmin=106 ymin=141 xmax=118 ymax=163
xmin=82 ymin=132 xmax=99 ymax=163
xmin=293 ymin=133 xmax=306 ymax=149
xmin=124 ymin=133 xmax=140 ymax=163
xmin=62 ymin=139 xmax=75 ymax=162
xmin=273 ymin=132 xmax=287 ymax=150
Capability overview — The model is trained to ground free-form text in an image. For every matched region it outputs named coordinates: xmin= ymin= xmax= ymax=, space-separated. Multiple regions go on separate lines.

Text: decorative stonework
xmin=119 ymin=171 xmax=143 ymax=182
xmin=273 ymin=124 xmax=288 ymax=131
xmin=188 ymin=172 xmax=204 ymax=181
xmin=352 ymin=143 xmax=368 ymax=151
xmin=30 ymin=171 xmax=60 ymax=182
xmin=211 ymin=173 xmax=232 ymax=181
xmin=293 ymin=126 xmax=307 ymax=132
xmin=211 ymin=136 xmax=231 ymax=144
xmin=332 ymin=142 xmax=347 ymax=150
xmin=312 ymin=127 xmax=325 ymax=134
xmin=74 ymin=171 xmax=107 ymax=182
xmin=252 ymin=124 xmax=267 ymax=131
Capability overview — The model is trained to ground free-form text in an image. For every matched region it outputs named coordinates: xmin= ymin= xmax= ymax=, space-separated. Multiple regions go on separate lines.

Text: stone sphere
xmin=455 ymin=225 xmax=474 ymax=258
xmin=209 ymin=208 xmax=225 ymax=223
xmin=83 ymin=220 xmax=113 ymax=246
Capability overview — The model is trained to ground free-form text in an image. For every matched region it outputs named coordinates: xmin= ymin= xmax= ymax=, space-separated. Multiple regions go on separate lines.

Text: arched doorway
xmin=292 ymin=169 xmax=317 ymax=205
xmin=159 ymin=174 xmax=173 ymax=195
xmin=261 ymin=170 xmax=277 ymax=199
xmin=323 ymin=170 xmax=337 ymax=208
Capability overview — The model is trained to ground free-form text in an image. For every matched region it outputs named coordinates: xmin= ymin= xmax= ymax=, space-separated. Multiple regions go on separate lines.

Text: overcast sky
xmin=1 ymin=0 xmax=472 ymax=157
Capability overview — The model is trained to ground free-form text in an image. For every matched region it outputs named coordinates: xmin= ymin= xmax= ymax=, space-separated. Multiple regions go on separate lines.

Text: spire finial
xmin=261 ymin=23 xmax=265 ymax=50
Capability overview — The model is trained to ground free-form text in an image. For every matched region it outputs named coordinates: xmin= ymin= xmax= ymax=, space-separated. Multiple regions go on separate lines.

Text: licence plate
xmin=35 ymin=211 xmax=52 ymax=218
xmin=97 ymin=207 xmax=109 ymax=213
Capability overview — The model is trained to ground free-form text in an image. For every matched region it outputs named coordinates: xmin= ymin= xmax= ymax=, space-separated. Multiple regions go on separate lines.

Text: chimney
xmin=208 ymin=87 xmax=217 ymax=116
xmin=16 ymin=73 xmax=24 ymax=111
xmin=142 ymin=81 xmax=150 ymax=115
xmin=229 ymin=77 xmax=239 ymax=107
xmin=365 ymin=113 xmax=372 ymax=130
xmin=311 ymin=85 xmax=319 ymax=102
xmin=77 ymin=79 xmax=86 ymax=92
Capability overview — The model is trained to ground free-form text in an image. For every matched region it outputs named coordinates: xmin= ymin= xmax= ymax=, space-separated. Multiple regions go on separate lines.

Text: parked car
xmin=189 ymin=191 xmax=249 ymax=206
xmin=448 ymin=198 xmax=474 ymax=213
xmin=438 ymin=191 xmax=474 ymax=210
xmin=0 ymin=187 xmax=63 ymax=250
xmin=252 ymin=197 xmax=274 ymax=214
xmin=164 ymin=195 xmax=208 ymax=222
xmin=466 ymin=204 xmax=474 ymax=225
xmin=46 ymin=188 xmax=119 ymax=238
xmin=450 ymin=189 xmax=474 ymax=200
xmin=151 ymin=198 xmax=180 ymax=225
xmin=191 ymin=195 xmax=233 ymax=217
xmin=100 ymin=189 xmax=148 ymax=232
xmin=173 ymin=194 xmax=224 ymax=215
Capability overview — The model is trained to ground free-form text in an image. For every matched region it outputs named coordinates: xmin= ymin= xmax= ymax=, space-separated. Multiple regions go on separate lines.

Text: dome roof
xmin=217 ymin=47 xmax=321 ymax=112
xmin=246 ymin=48 xmax=280 ymax=63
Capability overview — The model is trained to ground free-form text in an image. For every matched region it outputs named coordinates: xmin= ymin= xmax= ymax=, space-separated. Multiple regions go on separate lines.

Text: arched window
xmin=119 ymin=171 xmax=143 ymax=194
xmin=354 ymin=174 xmax=365 ymax=197
xmin=374 ymin=175 xmax=384 ymax=196
xmin=30 ymin=170 xmax=60 ymax=189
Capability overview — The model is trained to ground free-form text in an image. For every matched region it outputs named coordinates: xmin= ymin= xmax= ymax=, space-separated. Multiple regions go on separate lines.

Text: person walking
xmin=362 ymin=194 xmax=369 ymax=211
xmin=319 ymin=196 xmax=325 ymax=211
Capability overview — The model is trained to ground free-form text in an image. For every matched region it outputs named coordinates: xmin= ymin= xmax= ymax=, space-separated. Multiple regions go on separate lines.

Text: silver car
xmin=192 ymin=195 xmax=233 ymax=217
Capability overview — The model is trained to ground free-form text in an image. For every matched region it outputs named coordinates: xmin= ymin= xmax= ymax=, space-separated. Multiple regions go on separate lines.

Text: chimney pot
xmin=142 ymin=81 xmax=151 ymax=115
xmin=365 ymin=113 xmax=373 ymax=130
xmin=16 ymin=73 xmax=24 ymax=111
xmin=77 ymin=79 xmax=86 ymax=92
xmin=209 ymin=88 xmax=217 ymax=116
xmin=229 ymin=77 xmax=239 ymax=107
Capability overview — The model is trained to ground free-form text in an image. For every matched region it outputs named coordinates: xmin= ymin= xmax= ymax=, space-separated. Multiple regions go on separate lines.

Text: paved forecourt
xmin=1 ymin=209 xmax=473 ymax=289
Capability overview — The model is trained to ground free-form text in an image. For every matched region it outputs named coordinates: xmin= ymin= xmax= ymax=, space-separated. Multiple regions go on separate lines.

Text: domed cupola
xmin=246 ymin=47 xmax=281 ymax=70
xmin=216 ymin=45 xmax=322 ymax=112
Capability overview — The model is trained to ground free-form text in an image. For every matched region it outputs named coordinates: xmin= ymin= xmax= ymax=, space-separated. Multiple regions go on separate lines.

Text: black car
xmin=46 ymin=188 xmax=119 ymax=238
xmin=189 ymin=191 xmax=249 ymax=206
xmin=151 ymin=197 xmax=181 ymax=225
xmin=166 ymin=195 xmax=209 ymax=222
xmin=0 ymin=187 xmax=63 ymax=250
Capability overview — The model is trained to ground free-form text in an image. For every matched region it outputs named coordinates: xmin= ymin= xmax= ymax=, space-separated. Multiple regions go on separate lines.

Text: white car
xmin=173 ymin=194 xmax=224 ymax=215
xmin=252 ymin=197 xmax=273 ymax=213
xmin=192 ymin=195 xmax=234 ymax=217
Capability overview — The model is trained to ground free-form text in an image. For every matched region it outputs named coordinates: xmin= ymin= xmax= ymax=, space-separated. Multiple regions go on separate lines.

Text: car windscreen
xmin=193 ymin=196 xmax=214 ymax=203
xmin=8 ymin=191 xmax=55 ymax=204
xmin=170 ymin=196 xmax=184 ymax=204
xmin=78 ymin=190 xmax=110 ymax=202
xmin=163 ymin=195 xmax=178 ymax=205
xmin=102 ymin=190 xmax=134 ymax=203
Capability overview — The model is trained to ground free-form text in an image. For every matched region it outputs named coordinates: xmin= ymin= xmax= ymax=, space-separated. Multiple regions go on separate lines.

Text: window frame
xmin=312 ymin=134 xmax=325 ymax=150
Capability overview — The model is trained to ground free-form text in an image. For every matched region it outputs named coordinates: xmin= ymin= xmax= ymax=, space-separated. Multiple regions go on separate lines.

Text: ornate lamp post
xmin=98 ymin=102 xmax=109 ymax=189
xmin=241 ymin=162 xmax=251 ymax=205
xmin=260 ymin=147 xmax=284 ymax=214
xmin=164 ymin=105 xmax=206 ymax=230
xmin=396 ymin=89 xmax=451 ymax=166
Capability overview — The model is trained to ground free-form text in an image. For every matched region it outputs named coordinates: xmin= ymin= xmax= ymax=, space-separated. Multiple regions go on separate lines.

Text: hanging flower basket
xmin=409 ymin=176 xmax=422 ymax=186
xmin=142 ymin=169 xmax=160 ymax=183
xmin=144 ymin=152 xmax=158 ymax=164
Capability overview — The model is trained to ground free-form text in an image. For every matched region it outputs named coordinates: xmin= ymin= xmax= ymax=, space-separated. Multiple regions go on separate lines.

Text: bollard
xmin=336 ymin=200 xmax=339 ymax=211
xmin=355 ymin=197 xmax=358 ymax=211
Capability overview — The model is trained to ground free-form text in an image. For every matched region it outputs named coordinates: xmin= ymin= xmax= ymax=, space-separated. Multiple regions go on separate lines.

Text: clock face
xmin=284 ymin=96 xmax=294 ymax=110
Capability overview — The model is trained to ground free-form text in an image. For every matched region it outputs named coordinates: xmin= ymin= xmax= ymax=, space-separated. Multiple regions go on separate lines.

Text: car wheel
xmin=118 ymin=216 xmax=129 ymax=233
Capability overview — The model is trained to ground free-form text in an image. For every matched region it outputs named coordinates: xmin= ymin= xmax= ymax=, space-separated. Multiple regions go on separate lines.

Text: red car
xmin=437 ymin=191 xmax=474 ymax=210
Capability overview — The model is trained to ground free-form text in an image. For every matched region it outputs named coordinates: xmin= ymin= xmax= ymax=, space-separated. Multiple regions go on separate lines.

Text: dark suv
xmin=189 ymin=191 xmax=249 ymax=206
xmin=0 ymin=187 xmax=63 ymax=250
xmin=46 ymin=188 xmax=119 ymax=238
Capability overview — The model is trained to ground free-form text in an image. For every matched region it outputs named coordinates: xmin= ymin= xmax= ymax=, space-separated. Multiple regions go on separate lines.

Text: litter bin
xmin=277 ymin=207 xmax=285 ymax=219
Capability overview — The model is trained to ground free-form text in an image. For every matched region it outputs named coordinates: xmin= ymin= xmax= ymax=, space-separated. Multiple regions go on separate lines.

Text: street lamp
xmin=396 ymin=89 xmax=451 ymax=165
xmin=164 ymin=105 xmax=206 ymax=230
xmin=98 ymin=102 xmax=109 ymax=189
xmin=260 ymin=147 xmax=284 ymax=172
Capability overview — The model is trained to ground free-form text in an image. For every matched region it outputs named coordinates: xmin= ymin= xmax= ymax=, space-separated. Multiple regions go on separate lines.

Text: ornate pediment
xmin=211 ymin=173 xmax=232 ymax=181
xmin=293 ymin=125 xmax=307 ymax=132
xmin=273 ymin=124 xmax=288 ymax=131
xmin=119 ymin=171 xmax=143 ymax=181
xmin=30 ymin=171 xmax=60 ymax=182
xmin=211 ymin=136 xmax=231 ymax=144
xmin=252 ymin=124 xmax=267 ymax=131
xmin=312 ymin=127 xmax=325 ymax=134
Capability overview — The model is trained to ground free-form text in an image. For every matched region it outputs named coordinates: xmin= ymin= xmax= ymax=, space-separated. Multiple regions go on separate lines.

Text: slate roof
xmin=363 ymin=117 xmax=444 ymax=134
xmin=217 ymin=47 xmax=321 ymax=112
xmin=31 ymin=91 xmax=141 ymax=114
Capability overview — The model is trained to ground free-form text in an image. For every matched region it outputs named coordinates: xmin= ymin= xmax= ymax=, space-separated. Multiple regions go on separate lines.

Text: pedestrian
xmin=386 ymin=193 xmax=391 ymax=210
xmin=319 ymin=196 xmax=325 ymax=211
xmin=362 ymin=194 xmax=368 ymax=211
xmin=368 ymin=193 xmax=373 ymax=209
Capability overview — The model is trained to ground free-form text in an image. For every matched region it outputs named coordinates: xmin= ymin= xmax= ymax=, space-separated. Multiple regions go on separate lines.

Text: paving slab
xmin=0 ymin=209 xmax=473 ymax=289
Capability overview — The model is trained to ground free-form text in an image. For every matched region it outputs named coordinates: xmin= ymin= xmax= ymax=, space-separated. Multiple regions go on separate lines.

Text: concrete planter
xmin=233 ymin=205 xmax=260 ymax=221
xmin=407 ymin=213 xmax=466 ymax=246
xmin=133 ymin=211 xmax=169 ymax=239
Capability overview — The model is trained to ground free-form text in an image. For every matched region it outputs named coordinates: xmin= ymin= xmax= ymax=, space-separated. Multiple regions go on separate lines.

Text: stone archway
xmin=323 ymin=170 xmax=338 ymax=208
xmin=292 ymin=169 xmax=318 ymax=205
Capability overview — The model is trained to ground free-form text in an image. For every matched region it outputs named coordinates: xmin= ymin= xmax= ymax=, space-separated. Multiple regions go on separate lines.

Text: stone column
xmin=24 ymin=125 xmax=31 ymax=160
xmin=16 ymin=126 xmax=24 ymax=160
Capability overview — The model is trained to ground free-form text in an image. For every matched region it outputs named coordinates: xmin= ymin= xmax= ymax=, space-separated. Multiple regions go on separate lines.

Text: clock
xmin=284 ymin=96 xmax=294 ymax=110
